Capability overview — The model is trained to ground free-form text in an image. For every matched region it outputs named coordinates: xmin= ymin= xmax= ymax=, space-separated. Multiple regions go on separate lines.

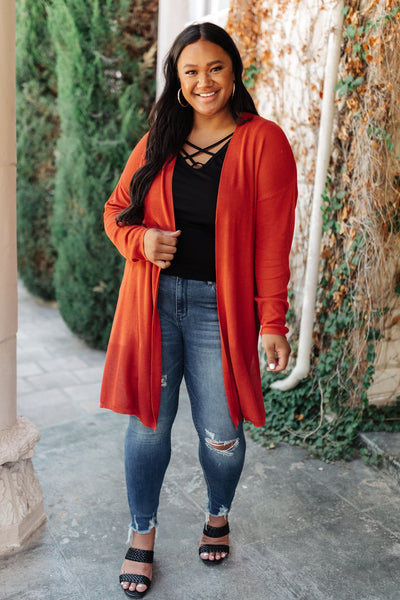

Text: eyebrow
xmin=182 ymin=60 xmax=224 ymax=68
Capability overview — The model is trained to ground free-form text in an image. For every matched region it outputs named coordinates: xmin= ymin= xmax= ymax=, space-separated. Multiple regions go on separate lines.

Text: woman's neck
xmin=190 ymin=111 xmax=237 ymax=144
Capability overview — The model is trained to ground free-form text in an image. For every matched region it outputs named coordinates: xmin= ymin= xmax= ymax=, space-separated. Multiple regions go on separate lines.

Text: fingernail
xmin=269 ymin=363 xmax=276 ymax=370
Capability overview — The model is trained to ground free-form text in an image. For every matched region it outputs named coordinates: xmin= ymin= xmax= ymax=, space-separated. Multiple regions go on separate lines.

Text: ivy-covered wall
xmin=227 ymin=0 xmax=400 ymax=459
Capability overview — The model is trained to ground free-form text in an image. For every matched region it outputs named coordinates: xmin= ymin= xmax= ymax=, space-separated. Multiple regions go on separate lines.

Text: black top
xmin=163 ymin=135 xmax=232 ymax=282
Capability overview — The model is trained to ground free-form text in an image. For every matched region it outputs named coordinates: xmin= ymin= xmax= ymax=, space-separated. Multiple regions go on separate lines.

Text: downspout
xmin=271 ymin=1 xmax=344 ymax=391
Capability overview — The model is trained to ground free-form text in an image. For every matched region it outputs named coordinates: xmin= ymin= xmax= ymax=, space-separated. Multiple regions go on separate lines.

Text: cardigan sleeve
xmin=103 ymin=134 xmax=149 ymax=262
xmin=254 ymin=122 xmax=297 ymax=336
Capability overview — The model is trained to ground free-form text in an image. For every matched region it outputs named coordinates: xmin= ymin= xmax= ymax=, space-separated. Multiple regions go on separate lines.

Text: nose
xmin=197 ymin=71 xmax=212 ymax=87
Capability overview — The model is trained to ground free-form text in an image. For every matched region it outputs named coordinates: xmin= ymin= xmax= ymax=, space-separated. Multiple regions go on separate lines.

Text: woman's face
xmin=176 ymin=39 xmax=235 ymax=120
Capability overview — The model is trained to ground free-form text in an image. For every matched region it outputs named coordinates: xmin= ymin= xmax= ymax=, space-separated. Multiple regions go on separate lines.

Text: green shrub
xmin=48 ymin=0 xmax=158 ymax=348
xmin=16 ymin=0 xmax=58 ymax=300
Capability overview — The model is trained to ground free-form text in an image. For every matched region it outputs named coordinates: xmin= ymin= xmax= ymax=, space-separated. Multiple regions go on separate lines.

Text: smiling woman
xmin=177 ymin=40 xmax=235 ymax=123
xmin=100 ymin=21 xmax=297 ymax=598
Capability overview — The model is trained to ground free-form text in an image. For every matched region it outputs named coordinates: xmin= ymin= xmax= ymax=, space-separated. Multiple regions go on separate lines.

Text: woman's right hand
xmin=143 ymin=228 xmax=181 ymax=269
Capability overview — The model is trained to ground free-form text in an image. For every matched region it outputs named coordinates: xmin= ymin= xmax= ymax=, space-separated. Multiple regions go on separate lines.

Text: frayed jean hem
xmin=205 ymin=507 xmax=229 ymax=523
xmin=126 ymin=517 xmax=158 ymax=543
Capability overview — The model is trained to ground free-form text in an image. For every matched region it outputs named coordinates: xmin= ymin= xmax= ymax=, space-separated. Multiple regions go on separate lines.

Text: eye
xmin=211 ymin=65 xmax=223 ymax=72
xmin=185 ymin=70 xmax=197 ymax=76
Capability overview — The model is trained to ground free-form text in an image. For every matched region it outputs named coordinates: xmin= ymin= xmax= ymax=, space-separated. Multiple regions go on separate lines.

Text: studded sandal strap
xmin=203 ymin=522 xmax=230 ymax=538
xmin=119 ymin=573 xmax=152 ymax=588
xmin=125 ymin=547 xmax=154 ymax=563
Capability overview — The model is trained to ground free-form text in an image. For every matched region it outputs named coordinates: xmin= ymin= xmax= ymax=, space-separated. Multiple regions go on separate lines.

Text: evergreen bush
xmin=48 ymin=0 xmax=158 ymax=348
xmin=16 ymin=0 xmax=58 ymax=300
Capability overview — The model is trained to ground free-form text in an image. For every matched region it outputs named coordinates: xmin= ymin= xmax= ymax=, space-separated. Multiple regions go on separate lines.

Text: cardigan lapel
xmin=160 ymin=157 xmax=177 ymax=230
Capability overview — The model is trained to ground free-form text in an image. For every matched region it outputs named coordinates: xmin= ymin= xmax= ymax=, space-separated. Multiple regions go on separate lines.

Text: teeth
xmin=199 ymin=92 xmax=216 ymax=97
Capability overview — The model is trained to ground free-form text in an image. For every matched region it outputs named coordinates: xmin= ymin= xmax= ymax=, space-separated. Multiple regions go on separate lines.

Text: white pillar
xmin=156 ymin=0 xmax=192 ymax=95
xmin=0 ymin=0 xmax=45 ymax=556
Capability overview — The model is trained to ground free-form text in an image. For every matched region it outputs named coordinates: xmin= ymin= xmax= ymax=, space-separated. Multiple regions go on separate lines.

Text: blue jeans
xmin=124 ymin=274 xmax=246 ymax=534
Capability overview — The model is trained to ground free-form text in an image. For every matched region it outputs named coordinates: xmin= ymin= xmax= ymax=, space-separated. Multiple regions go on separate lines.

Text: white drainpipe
xmin=271 ymin=1 xmax=344 ymax=391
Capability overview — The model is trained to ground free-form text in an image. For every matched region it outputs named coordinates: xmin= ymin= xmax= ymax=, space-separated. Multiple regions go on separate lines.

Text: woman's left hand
xmin=261 ymin=334 xmax=291 ymax=372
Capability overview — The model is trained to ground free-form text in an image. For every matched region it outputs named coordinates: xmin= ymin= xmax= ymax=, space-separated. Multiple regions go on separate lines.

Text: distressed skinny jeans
xmin=124 ymin=273 xmax=246 ymax=534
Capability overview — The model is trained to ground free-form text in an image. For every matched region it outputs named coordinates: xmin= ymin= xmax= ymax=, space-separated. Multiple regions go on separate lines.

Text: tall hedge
xmin=48 ymin=0 xmax=158 ymax=348
xmin=16 ymin=0 xmax=58 ymax=300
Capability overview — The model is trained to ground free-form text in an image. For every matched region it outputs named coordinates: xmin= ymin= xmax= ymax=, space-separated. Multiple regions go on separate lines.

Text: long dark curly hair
xmin=117 ymin=22 xmax=258 ymax=226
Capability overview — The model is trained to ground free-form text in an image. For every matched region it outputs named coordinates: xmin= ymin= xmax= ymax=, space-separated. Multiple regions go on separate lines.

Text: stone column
xmin=0 ymin=0 xmax=45 ymax=556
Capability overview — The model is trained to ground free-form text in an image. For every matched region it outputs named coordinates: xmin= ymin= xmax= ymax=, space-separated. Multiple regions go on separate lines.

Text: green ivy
xmin=247 ymin=172 xmax=399 ymax=461
xmin=361 ymin=400 xmax=400 ymax=433
xmin=335 ymin=73 xmax=364 ymax=97
xmin=245 ymin=3 xmax=400 ymax=461
xmin=243 ymin=63 xmax=262 ymax=89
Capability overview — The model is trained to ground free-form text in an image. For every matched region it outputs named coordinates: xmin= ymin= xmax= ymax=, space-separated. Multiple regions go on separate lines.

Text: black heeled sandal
xmin=198 ymin=522 xmax=230 ymax=566
xmin=119 ymin=547 xmax=153 ymax=598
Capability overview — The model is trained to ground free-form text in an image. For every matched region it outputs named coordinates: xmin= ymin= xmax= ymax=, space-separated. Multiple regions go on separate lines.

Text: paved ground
xmin=1 ymin=282 xmax=400 ymax=600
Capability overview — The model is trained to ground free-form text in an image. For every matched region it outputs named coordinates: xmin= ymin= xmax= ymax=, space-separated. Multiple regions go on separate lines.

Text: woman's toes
xmin=200 ymin=550 xmax=227 ymax=561
xmin=120 ymin=580 xmax=148 ymax=593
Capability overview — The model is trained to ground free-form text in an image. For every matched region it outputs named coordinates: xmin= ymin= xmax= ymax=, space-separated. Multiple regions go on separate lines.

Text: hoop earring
xmin=177 ymin=88 xmax=189 ymax=107
xmin=231 ymin=82 xmax=236 ymax=98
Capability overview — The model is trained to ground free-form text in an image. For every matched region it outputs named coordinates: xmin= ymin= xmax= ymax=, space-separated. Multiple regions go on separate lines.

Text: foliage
xmin=243 ymin=64 xmax=262 ymax=89
xmin=16 ymin=0 xmax=58 ymax=300
xmin=226 ymin=0 xmax=269 ymax=90
xmin=235 ymin=0 xmax=400 ymax=460
xmin=47 ymin=0 xmax=158 ymax=348
xmin=247 ymin=372 xmax=365 ymax=462
xmin=361 ymin=399 xmax=400 ymax=433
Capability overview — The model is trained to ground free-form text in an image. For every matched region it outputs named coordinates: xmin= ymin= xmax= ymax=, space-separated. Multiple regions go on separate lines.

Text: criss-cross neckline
xmin=180 ymin=132 xmax=234 ymax=169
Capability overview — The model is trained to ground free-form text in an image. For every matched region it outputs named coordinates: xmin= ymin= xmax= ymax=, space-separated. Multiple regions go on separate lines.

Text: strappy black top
xmin=163 ymin=133 xmax=233 ymax=282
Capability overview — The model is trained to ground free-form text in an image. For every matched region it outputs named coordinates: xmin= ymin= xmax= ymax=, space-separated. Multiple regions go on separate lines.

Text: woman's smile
xmin=195 ymin=89 xmax=221 ymax=103
xmin=197 ymin=91 xmax=218 ymax=97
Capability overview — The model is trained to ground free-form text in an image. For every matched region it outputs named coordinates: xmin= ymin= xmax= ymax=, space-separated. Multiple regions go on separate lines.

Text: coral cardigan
xmin=100 ymin=114 xmax=297 ymax=430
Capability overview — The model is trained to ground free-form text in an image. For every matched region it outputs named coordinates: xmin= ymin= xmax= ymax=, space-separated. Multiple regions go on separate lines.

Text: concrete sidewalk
xmin=1 ymin=282 xmax=400 ymax=600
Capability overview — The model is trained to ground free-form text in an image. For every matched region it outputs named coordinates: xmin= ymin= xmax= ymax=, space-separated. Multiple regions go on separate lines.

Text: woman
xmin=100 ymin=22 xmax=297 ymax=598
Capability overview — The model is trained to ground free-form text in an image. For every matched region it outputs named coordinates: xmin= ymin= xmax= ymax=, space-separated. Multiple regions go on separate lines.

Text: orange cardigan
xmin=100 ymin=114 xmax=297 ymax=429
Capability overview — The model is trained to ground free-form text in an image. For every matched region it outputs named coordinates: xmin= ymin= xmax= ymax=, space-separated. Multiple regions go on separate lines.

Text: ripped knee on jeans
xmin=205 ymin=429 xmax=239 ymax=455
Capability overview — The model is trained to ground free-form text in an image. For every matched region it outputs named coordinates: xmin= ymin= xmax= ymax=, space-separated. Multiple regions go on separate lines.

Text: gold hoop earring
xmin=231 ymin=82 xmax=236 ymax=98
xmin=177 ymin=88 xmax=189 ymax=107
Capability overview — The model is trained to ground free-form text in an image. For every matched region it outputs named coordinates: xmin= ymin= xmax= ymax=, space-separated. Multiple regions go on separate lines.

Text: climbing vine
xmin=229 ymin=0 xmax=400 ymax=460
